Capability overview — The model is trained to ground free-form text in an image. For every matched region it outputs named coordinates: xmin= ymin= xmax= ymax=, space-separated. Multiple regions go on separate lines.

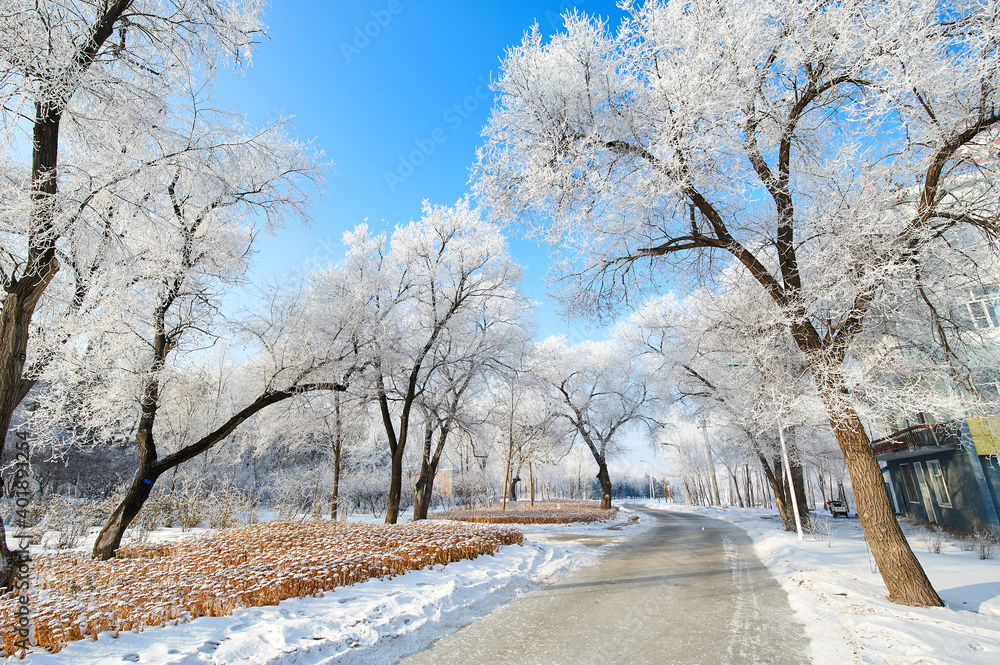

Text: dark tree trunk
xmin=412 ymin=425 xmax=436 ymax=521
xmin=757 ymin=452 xmax=794 ymax=529
xmin=92 ymin=383 xmax=343 ymax=560
xmin=0 ymin=113 xmax=62 ymax=587
xmin=788 ymin=462 xmax=811 ymax=524
xmin=0 ymin=0 xmax=133 ymax=588
xmin=379 ymin=381 xmax=411 ymax=525
xmin=509 ymin=475 xmax=520 ymax=502
xmin=817 ymin=375 xmax=942 ymax=606
xmin=331 ymin=444 xmax=342 ymax=520
xmin=330 ymin=392 xmax=342 ymax=520
xmin=413 ymin=422 xmax=451 ymax=521
xmin=596 ymin=462 xmax=612 ymax=510
xmin=783 ymin=427 xmax=811 ymax=522
xmin=92 ymin=457 xmax=160 ymax=560
xmin=386 ymin=444 xmax=405 ymax=523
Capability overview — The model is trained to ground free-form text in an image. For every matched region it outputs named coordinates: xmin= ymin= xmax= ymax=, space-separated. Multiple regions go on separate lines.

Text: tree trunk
xmin=92 ymin=383 xmax=343 ymax=559
xmin=412 ymin=424 xmax=435 ymax=521
xmin=683 ymin=477 xmax=695 ymax=505
xmin=92 ymin=460 xmax=160 ymax=560
xmin=501 ymin=446 xmax=512 ymax=510
xmin=757 ymin=452 xmax=795 ymax=529
xmin=385 ymin=443 xmax=405 ymax=524
xmin=331 ymin=445 xmax=341 ymax=520
xmin=331 ymin=392 xmax=343 ymax=520
xmin=528 ymin=460 xmax=535 ymax=506
xmin=0 ymin=241 xmax=60 ymax=587
xmin=412 ymin=465 xmax=436 ymax=520
xmin=732 ymin=475 xmax=745 ymax=507
xmin=819 ymin=378 xmax=942 ymax=606
xmin=1 ymin=0 xmax=132 ymax=580
xmin=413 ymin=420 xmax=452 ymax=520
xmin=596 ymin=462 xmax=613 ymax=509
xmin=784 ymin=428 xmax=811 ymax=522
xmin=701 ymin=419 xmax=722 ymax=506
xmin=781 ymin=464 xmax=811 ymax=525
xmin=378 ymin=384 xmax=409 ymax=525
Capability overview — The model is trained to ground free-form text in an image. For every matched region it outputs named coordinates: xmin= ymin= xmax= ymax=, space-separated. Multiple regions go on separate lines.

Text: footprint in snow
xmin=196 ymin=641 xmax=221 ymax=654
xmin=122 ymin=654 xmax=140 ymax=662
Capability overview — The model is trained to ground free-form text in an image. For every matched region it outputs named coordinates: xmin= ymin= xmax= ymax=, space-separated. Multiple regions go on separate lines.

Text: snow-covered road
xmin=399 ymin=506 xmax=809 ymax=665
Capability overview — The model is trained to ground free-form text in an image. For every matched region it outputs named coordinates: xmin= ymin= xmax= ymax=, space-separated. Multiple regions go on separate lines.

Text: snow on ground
xmin=638 ymin=501 xmax=1000 ymax=665
xmin=12 ymin=507 xmax=651 ymax=665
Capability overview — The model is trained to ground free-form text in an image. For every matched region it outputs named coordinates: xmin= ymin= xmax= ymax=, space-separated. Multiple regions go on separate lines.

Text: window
xmin=975 ymin=369 xmax=1000 ymax=401
xmin=899 ymin=464 xmax=919 ymax=504
xmin=977 ymin=381 xmax=1000 ymax=401
xmin=966 ymin=285 xmax=1000 ymax=328
xmin=926 ymin=460 xmax=952 ymax=507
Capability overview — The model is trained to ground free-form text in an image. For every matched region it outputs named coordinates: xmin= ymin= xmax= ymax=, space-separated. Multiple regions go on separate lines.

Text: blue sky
xmin=213 ymin=0 xmax=628 ymax=343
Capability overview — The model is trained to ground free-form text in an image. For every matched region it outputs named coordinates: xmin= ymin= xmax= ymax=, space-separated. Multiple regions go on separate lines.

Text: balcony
xmin=871 ymin=423 xmax=963 ymax=456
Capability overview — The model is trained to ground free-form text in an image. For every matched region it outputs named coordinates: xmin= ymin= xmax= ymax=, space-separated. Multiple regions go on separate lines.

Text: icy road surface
xmin=400 ymin=506 xmax=810 ymax=665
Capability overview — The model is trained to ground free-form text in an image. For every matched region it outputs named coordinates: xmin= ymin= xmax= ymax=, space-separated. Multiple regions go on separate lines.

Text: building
xmin=874 ymin=419 xmax=1000 ymax=534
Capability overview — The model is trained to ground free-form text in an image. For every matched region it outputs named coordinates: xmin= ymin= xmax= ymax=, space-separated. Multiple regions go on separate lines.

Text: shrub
xmin=971 ymin=528 xmax=998 ymax=560
xmin=806 ymin=517 xmax=835 ymax=547
xmin=38 ymin=496 xmax=104 ymax=550
xmin=917 ymin=525 xmax=945 ymax=554
xmin=207 ymin=487 xmax=255 ymax=529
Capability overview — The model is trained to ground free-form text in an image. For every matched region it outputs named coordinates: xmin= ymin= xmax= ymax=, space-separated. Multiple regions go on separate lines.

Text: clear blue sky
xmin=213 ymin=0 xmax=628 ymax=343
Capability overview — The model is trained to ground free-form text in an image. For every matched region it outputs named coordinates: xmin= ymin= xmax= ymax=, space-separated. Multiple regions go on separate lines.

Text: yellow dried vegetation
xmin=1 ymin=519 xmax=523 ymax=656
xmin=434 ymin=501 xmax=617 ymax=524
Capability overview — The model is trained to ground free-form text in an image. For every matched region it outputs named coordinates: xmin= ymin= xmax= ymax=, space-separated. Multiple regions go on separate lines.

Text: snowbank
xmin=639 ymin=502 xmax=1000 ymax=665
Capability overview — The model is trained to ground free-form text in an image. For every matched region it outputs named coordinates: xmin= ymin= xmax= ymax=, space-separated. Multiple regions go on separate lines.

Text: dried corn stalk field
xmin=1 ymin=519 xmax=523 ymax=656
xmin=434 ymin=501 xmax=617 ymax=524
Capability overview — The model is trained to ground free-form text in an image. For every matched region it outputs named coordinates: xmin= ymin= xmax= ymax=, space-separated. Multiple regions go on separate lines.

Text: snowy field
xmin=10 ymin=508 xmax=651 ymax=665
xmin=637 ymin=501 xmax=1000 ymax=665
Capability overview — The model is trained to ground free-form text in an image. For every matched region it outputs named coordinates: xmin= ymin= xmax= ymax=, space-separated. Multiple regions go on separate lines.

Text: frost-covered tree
xmin=486 ymin=357 xmax=569 ymax=508
xmin=536 ymin=336 xmax=653 ymax=509
xmin=0 ymin=0 xmax=265 ymax=580
xmin=19 ymin=101 xmax=335 ymax=559
xmin=350 ymin=200 xmax=526 ymax=524
xmin=475 ymin=0 xmax=1000 ymax=606
xmin=411 ymin=297 xmax=532 ymax=520
xmin=622 ymin=287 xmax=820 ymax=526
